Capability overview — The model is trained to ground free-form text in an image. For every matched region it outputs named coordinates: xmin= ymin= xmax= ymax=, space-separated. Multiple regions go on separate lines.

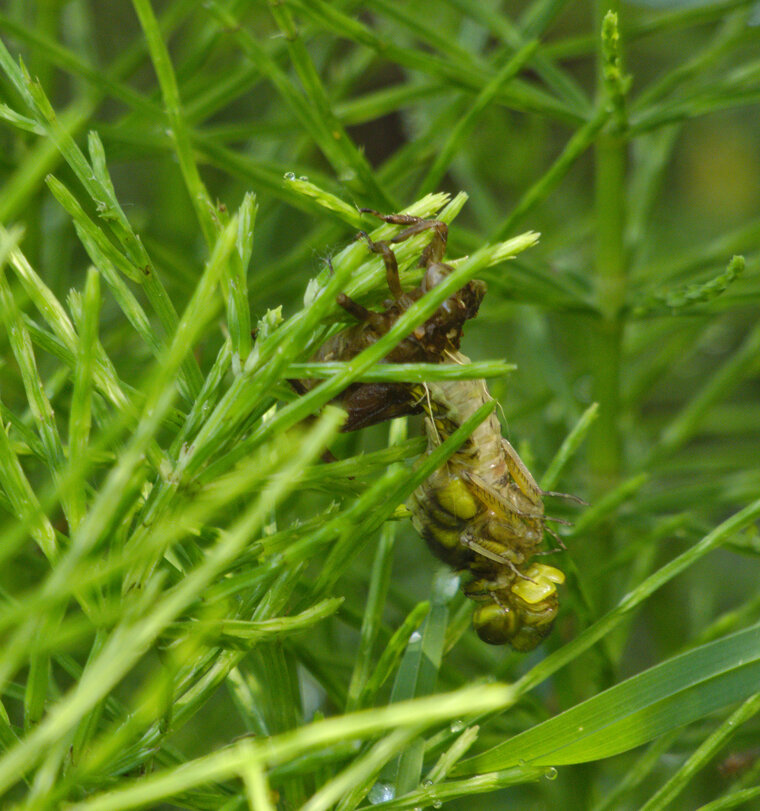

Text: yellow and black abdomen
xmin=408 ymin=466 xmax=481 ymax=569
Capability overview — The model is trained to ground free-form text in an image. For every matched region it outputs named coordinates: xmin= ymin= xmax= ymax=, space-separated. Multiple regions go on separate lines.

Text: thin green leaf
xmin=457 ymin=623 xmax=760 ymax=772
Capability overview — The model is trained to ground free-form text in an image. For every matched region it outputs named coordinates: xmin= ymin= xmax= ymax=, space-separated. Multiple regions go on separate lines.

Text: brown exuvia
xmin=292 ymin=210 xmax=486 ymax=431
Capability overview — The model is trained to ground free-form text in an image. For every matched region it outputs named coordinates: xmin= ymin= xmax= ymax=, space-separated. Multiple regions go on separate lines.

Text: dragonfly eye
xmin=473 ymin=580 xmax=562 ymax=651
xmin=472 ymin=601 xmax=519 ymax=646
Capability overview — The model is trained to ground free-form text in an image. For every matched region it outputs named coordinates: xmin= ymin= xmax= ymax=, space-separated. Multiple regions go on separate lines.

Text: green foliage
xmin=0 ymin=1 xmax=759 ymax=808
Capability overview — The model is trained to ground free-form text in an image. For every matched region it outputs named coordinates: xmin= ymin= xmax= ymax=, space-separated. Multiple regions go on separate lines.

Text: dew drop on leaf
xmin=368 ymin=782 xmax=395 ymax=804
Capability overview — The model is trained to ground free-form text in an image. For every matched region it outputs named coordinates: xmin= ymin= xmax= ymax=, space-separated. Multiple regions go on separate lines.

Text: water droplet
xmin=283 ymin=172 xmax=296 ymax=181
xmin=437 ymin=570 xmax=460 ymax=600
xmin=422 ymin=780 xmax=433 ymax=788
xmin=409 ymin=631 xmax=422 ymax=643
xmin=450 ymin=720 xmax=465 ymax=733
xmin=298 ymin=175 xmax=309 ymax=181
xmin=368 ymin=782 xmax=395 ymax=804
xmin=544 ymin=766 xmax=558 ymax=781
xmin=433 ymin=801 xmax=442 ymax=809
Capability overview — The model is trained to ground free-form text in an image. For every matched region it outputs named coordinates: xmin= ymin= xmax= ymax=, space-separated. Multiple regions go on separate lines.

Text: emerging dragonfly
xmin=299 ymin=209 xmax=575 ymax=650
xmin=407 ymin=365 xmax=568 ymax=650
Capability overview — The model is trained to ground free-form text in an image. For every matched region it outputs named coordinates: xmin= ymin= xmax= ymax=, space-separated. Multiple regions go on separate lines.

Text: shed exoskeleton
xmin=293 ymin=210 xmax=486 ymax=431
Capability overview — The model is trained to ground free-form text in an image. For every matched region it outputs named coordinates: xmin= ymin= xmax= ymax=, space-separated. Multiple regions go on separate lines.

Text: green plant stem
xmin=573 ymin=5 xmax=628 ymax=650
xmin=130 ymin=0 xmax=217 ymax=250
xmin=589 ymin=1 xmax=627 ymax=509
xmin=641 ymin=692 xmax=760 ymax=811
xmin=346 ymin=419 xmax=407 ymax=712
